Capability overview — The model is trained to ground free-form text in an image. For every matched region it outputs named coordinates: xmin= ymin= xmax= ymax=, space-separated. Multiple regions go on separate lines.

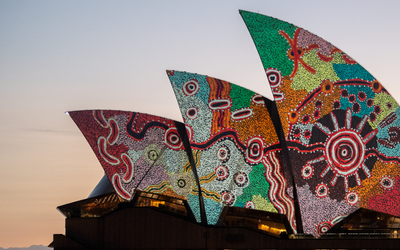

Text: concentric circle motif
xmin=372 ymin=80 xmax=382 ymax=93
xmin=246 ymin=136 xmax=265 ymax=164
xmin=234 ymin=172 xmax=248 ymax=187
xmin=171 ymin=172 xmax=193 ymax=196
xmin=302 ymin=115 xmax=310 ymax=124
xmin=352 ymin=102 xmax=360 ymax=114
xmin=186 ymin=107 xmax=198 ymax=120
xmin=345 ymin=191 xmax=359 ymax=206
xmin=221 ymin=190 xmax=235 ymax=206
xmin=348 ymin=94 xmax=356 ymax=103
xmin=216 ymin=145 xmax=230 ymax=163
xmin=215 ymin=165 xmax=229 ymax=181
xmin=333 ymin=100 xmax=341 ymax=109
xmin=358 ymin=91 xmax=366 ymax=102
xmin=148 ymin=150 xmax=158 ymax=161
xmin=374 ymin=105 xmax=381 ymax=114
xmin=324 ymin=130 xmax=364 ymax=177
xmin=266 ymin=68 xmax=282 ymax=88
xmin=143 ymin=144 xmax=163 ymax=165
xmin=245 ymin=201 xmax=255 ymax=209
xmin=315 ymin=100 xmax=323 ymax=109
xmin=380 ymin=175 xmax=395 ymax=190
xmin=316 ymin=183 xmax=329 ymax=198
xmin=164 ymin=127 xmax=183 ymax=150
xmin=303 ymin=130 xmax=311 ymax=139
xmin=315 ymin=221 xmax=332 ymax=236
xmin=177 ymin=179 xmax=186 ymax=188
xmin=366 ymin=98 xmax=374 ymax=107
xmin=293 ymin=128 xmax=301 ymax=138
xmin=321 ymin=79 xmax=333 ymax=94
xmin=182 ymin=79 xmax=200 ymax=96
xmin=312 ymin=109 xmax=377 ymax=191
xmin=340 ymin=89 xmax=349 ymax=98
xmin=288 ymin=110 xmax=299 ymax=124
xmin=301 ymin=164 xmax=313 ymax=179
xmin=369 ymin=112 xmax=377 ymax=122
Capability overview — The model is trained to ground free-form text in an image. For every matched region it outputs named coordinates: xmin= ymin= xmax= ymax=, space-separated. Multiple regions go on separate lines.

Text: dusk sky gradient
xmin=1 ymin=0 xmax=400 ymax=248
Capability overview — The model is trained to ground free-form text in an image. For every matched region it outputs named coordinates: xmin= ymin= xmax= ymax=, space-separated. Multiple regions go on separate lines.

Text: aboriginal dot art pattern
xmin=167 ymin=71 xmax=296 ymax=230
xmin=240 ymin=10 xmax=400 ymax=236
xmin=69 ymin=110 xmax=203 ymax=222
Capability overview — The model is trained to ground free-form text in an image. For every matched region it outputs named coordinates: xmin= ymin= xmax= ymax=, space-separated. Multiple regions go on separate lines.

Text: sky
xmin=1 ymin=0 xmax=400 ymax=248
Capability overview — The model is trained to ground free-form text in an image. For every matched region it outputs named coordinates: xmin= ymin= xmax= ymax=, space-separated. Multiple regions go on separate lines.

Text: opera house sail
xmin=240 ymin=10 xmax=400 ymax=236
xmin=166 ymin=70 xmax=296 ymax=231
xmin=50 ymin=10 xmax=400 ymax=250
xmin=68 ymin=110 xmax=205 ymax=223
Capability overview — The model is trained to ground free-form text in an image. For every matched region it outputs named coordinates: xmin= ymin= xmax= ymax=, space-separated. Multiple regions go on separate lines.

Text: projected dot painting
xmin=167 ymin=71 xmax=296 ymax=230
xmin=240 ymin=10 xmax=400 ymax=236
xmin=67 ymin=10 xmax=400 ymax=238
xmin=69 ymin=110 xmax=203 ymax=222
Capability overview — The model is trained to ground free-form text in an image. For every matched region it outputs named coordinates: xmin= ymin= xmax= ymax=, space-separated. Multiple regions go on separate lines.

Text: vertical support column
xmin=175 ymin=121 xmax=208 ymax=225
xmin=264 ymin=98 xmax=304 ymax=233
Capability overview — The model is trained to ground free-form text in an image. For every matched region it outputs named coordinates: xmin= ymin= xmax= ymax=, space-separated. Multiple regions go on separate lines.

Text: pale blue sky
xmin=1 ymin=0 xmax=399 ymax=248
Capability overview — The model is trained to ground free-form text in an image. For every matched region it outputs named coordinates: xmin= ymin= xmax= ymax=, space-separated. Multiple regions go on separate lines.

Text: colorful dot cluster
xmin=68 ymin=11 xmax=400 ymax=237
xmin=241 ymin=10 xmax=400 ymax=236
xmin=69 ymin=110 xmax=203 ymax=223
xmin=167 ymin=71 xmax=296 ymax=230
